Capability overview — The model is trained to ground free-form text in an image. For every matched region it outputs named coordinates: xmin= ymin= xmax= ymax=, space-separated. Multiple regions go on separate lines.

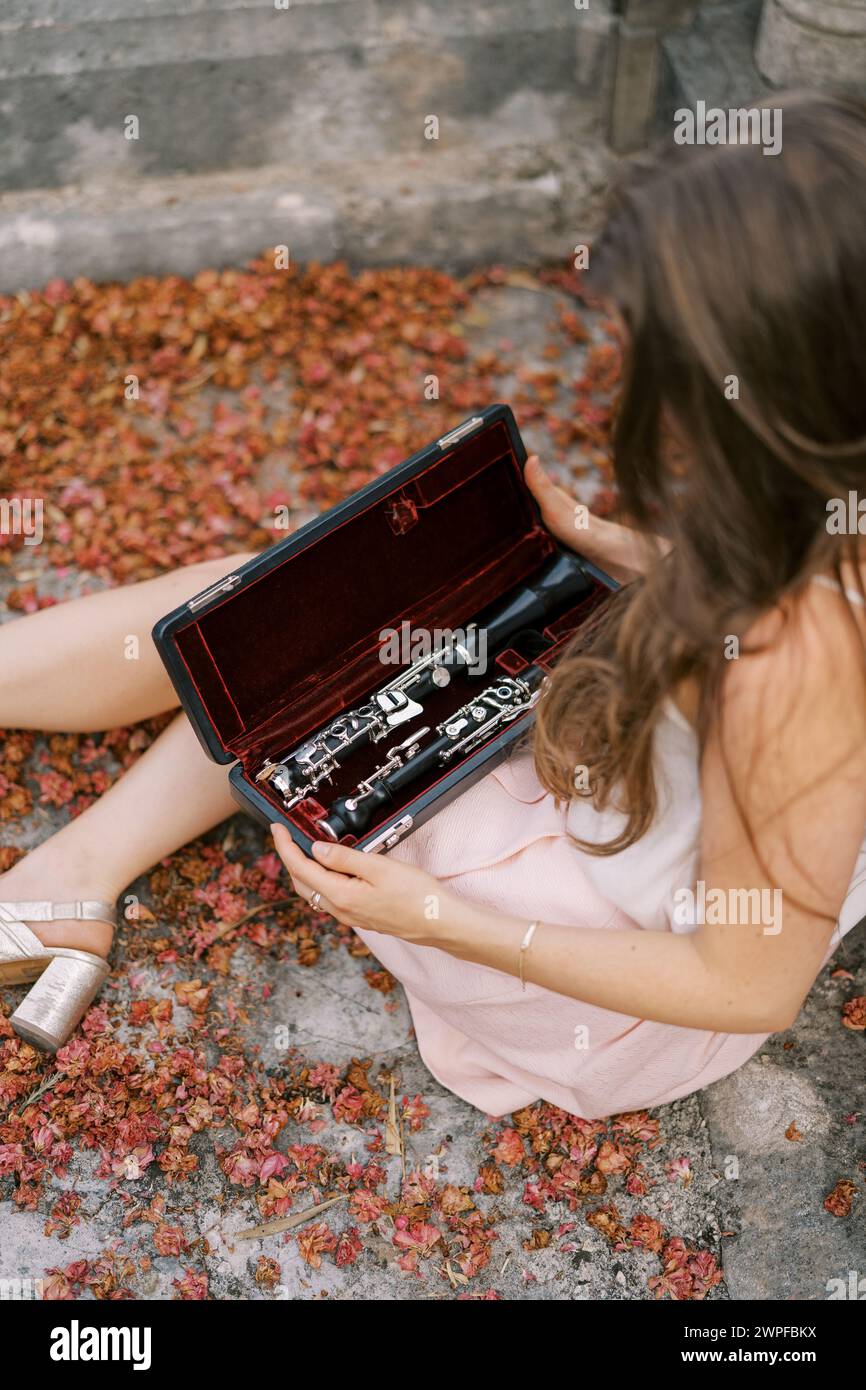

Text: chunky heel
xmin=0 ymin=898 xmax=115 ymax=1051
xmin=10 ymin=950 xmax=110 ymax=1052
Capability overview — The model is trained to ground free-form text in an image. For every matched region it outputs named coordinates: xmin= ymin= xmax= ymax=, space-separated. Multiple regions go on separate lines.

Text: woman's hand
xmin=524 ymin=454 xmax=667 ymax=584
xmin=271 ymin=823 xmax=455 ymax=947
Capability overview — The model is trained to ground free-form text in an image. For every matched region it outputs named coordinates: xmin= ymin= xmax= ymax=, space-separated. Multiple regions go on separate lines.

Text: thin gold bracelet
xmin=518 ymin=920 xmax=539 ymax=990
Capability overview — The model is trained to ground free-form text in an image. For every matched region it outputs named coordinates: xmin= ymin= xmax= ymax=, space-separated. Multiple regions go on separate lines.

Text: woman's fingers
xmin=272 ymin=823 xmax=376 ymax=881
xmin=311 ymin=838 xmax=378 ymax=879
xmin=271 ymin=824 xmax=358 ymax=904
xmin=292 ymin=877 xmax=342 ymax=920
xmin=307 ymin=892 xmax=339 ymax=917
xmin=524 ymin=455 xmax=584 ymax=548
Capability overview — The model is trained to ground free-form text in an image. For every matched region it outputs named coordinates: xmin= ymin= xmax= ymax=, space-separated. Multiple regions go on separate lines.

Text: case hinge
xmin=437 ymin=417 xmax=483 ymax=449
xmin=188 ymin=574 xmax=242 ymax=612
xmin=363 ymin=815 xmax=414 ymax=854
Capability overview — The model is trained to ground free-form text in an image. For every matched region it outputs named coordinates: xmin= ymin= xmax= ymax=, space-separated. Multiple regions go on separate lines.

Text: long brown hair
xmin=534 ymin=92 xmax=866 ymax=854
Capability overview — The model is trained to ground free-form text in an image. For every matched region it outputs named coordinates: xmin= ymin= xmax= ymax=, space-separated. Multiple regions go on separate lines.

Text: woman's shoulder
xmin=712 ymin=565 xmax=866 ymax=802
xmin=666 ymin=566 xmax=866 ymax=759
xmin=699 ymin=567 xmax=866 ymax=941
xmin=669 ymin=566 xmax=866 ymax=735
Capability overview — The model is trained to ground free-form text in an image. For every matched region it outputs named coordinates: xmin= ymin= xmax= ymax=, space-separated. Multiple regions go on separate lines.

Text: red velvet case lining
xmin=170 ymin=417 xmax=609 ymax=842
xmin=173 ymin=421 xmax=553 ymax=767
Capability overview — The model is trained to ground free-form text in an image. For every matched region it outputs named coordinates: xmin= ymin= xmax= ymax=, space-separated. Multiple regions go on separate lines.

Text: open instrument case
xmin=152 ymin=405 xmax=618 ymax=856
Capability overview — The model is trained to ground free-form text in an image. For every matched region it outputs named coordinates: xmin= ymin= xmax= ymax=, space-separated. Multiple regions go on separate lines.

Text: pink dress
xmin=355 ymin=694 xmax=862 ymax=1120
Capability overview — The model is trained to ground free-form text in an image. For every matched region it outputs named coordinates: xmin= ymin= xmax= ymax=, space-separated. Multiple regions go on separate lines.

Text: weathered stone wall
xmin=0 ymin=0 xmax=863 ymax=289
xmin=756 ymin=0 xmax=866 ymax=87
xmin=0 ymin=0 xmax=619 ymax=287
xmin=1 ymin=0 xmax=618 ymax=192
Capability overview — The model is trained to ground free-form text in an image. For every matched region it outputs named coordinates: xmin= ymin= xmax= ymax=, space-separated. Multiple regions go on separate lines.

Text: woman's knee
xmin=185 ymin=550 xmax=259 ymax=581
xmin=165 ymin=550 xmax=261 ymax=601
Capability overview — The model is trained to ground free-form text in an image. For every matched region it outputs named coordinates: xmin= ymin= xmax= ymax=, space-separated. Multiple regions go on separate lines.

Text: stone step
xmin=0 ymin=141 xmax=613 ymax=290
xmin=0 ymin=0 xmax=614 ymax=192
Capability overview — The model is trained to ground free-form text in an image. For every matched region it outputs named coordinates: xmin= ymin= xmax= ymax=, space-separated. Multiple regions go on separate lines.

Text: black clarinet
xmin=257 ymin=551 xmax=589 ymax=809
xmin=318 ymin=663 xmax=545 ymax=841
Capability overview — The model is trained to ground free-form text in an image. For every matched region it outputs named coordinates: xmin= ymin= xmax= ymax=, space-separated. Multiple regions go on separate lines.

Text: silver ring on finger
xmin=310 ymin=890 xmax=322 ymax=911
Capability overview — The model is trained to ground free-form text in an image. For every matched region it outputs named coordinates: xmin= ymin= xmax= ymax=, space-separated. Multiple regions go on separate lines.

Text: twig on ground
xmin=212 ymin=897 xmax=295 ymax=942
xmin=236 ymin=1193 xmax=347 ymax=1241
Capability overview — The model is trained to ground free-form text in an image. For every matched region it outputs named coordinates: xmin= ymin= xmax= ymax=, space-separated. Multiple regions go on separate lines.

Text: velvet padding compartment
xmin=171 ymin=419 xmax=557 ymax=777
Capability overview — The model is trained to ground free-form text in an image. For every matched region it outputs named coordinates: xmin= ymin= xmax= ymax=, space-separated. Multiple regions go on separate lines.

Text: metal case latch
xmin=188 ymin=574 xmax=242 ymax=613
xmin=363 ymin=815 xmax=414 ymax=854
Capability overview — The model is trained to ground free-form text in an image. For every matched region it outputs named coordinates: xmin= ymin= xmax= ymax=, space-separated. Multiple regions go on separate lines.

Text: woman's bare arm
xmin=277 ymin=575 xmax=866 ymax=1036
xmin=435 ymin=580 xmax=866 ymax=1031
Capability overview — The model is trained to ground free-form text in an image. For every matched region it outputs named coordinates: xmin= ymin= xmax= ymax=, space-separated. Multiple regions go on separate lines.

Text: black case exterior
xmin=152 ymin=404 xmax=618 ymax=857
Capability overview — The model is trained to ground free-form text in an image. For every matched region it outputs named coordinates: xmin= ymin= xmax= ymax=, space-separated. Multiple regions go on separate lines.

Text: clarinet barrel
xmin=394 ymin=549 xmax=591 ymax=701
xmin=480 ymin=550 xmax=591 ymax=655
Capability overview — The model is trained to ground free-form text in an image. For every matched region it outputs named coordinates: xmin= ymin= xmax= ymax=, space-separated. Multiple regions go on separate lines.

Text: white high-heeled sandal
xmin=0 ymin=900 xmax=115 ymax=1051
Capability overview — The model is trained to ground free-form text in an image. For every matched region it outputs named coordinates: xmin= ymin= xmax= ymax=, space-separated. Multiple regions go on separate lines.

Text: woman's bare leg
xmin=0 ymin=553 xmax=256 ymax=731
xmin=0 ymin=551 xmax=260 ymax=957
xmin=0 ymin=713 xmax=240 ymax=956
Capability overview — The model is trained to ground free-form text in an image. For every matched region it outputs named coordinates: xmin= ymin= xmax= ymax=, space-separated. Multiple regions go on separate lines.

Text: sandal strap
xmin=0 ymin=910 xmax=45 ymax=959
xmin=0 ymin=899 xmax=117 ymax=927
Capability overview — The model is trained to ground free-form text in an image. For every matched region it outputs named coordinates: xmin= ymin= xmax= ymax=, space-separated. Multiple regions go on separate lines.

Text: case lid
xmin=155 ymin=406 xmax=560 ymax=770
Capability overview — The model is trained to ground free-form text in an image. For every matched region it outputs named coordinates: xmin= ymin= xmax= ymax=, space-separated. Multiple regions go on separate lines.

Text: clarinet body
xmin=318 ymin=664 xmax=545 ymax=841
xmin=257 ymin=551 xmax=589 ymax=809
